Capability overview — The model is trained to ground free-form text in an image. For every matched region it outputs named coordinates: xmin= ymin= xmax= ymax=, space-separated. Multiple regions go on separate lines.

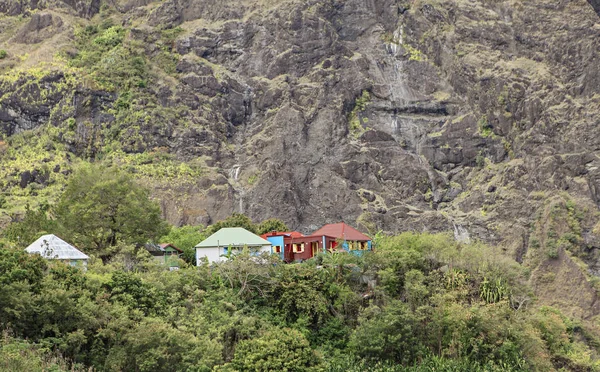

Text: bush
xmin=228 ymin=327 xmax=322 ymax=371
xmin=349 ymin=301 xmax=423 ymax=365
xmin=0 ymin=50 xmax=7 ymax=59
xmin=93 ymin=26 xmax=124 ymax=48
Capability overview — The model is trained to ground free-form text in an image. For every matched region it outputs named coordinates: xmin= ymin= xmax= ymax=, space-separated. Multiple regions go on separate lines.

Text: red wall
xmin=283 ymin=236 xmax=327 ymax=262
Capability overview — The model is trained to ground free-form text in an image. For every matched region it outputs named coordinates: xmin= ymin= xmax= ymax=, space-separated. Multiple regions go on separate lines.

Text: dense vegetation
xmin=1 ymin=165 xmax=600 ymax=371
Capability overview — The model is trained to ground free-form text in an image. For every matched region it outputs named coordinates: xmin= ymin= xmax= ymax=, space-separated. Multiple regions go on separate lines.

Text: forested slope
xmin=3 ymin=231 xmax=600 ymax=371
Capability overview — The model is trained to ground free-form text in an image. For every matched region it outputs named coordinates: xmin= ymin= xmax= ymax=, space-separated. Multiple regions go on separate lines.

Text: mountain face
xmin=1 ymin=0 xmax=600 ymax=315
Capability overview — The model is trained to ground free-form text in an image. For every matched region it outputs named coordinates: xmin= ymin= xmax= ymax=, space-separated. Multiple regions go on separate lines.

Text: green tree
xmin=0 ymin=248 xmax=47 ymax=336
xmin=160 ymin=225 xmax=205 ymax=264
xmin=349 ymin=301 xmax=423 ymax=365
xmin=2 ymin=203 xmax=56 ymax=247
xmin=105 ymin=317 xmax=222 ymax=372
xmin=256 ymin=218 xmax=289 ymax=235
xmin=205 ymin=213 xmax=257 ymax=235
xmin=105 ymin=271 xmax=166 ymax=316
xmin=54 ymin=164 xmax=169 ymax=261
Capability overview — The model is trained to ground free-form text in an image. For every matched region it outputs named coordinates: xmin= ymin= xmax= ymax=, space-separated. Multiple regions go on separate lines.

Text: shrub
xmin=93 ymin=26 xmax=125 ymax=48
xmin=228 ymin=327 xmax=322 ymax=371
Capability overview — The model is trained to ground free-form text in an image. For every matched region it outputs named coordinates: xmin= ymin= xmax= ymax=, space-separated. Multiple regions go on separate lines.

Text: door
xmin=284 ymin=244 xmax=294 ymax=262
xmin=311 ymin=242 xmax=318 ymax=257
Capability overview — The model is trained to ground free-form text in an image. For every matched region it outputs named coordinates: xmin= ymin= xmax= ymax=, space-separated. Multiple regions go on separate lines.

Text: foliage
xmin=478 ymin=115 xmax=493 ymax=138
xmin=160 ymin=225 xmax=205 ymax=264
xmin=348 ymin=90 xmax=371 ymax=138
xmin=105 ymin=271 xmax=166 ymax=316
xmin=105 ymin=317 xmax=222 ymax=372
xmin=203 ymin=213 xmax=288 ymax=237
xmin=216 ymin=250 xmax=277 ymax=300
xmin=403 ymin=44 xmax=425 ymax=62
xmin=0 ymin=228 xmax=599 ymax=371
xmin=205 ymin=213 xmax=258 ymax=235
xmin=479 ymin=277 xmax=509 ymax=304
xmin=327 ymin=354 xmax=522 ymax=371
xmin=2 ymin=203 xmax=56 ymax=247
xmin=54 ymin=163 xmax=169 ymax=261
xmin=0 ymin=49 xmax=7 ymax=59
xmin=69 ymin=24 xmax=145 ymax=91
xmin=0 ymin=247 xmax=47 ymax=286
xmin=0 ymin=333 xmax=81 ymax=372
xmin=256 ymin=218 xmax=289 ymax=235
xmin=226 ymin=327 xmax=322 ymax=371
xmin=349 ymin=301 xmax=423 ymax=364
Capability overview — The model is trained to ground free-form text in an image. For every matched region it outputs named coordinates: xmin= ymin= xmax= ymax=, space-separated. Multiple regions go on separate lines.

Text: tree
xmin=106 ymin=318 xmax=222 ymax=372
xmin=105 ymin=271 xmax=166 ymax=316
xmin=2 ymin=203 xmax=56 ymax=247
xmin=256 ymin=218 xmax=289 ymax=235
xmin=54 ymin=164 xmax=169 ymax=261
xmin=205 ymin=213 xmax=257 ymax=235
xmin=159 ymin=225 xmax=205 ymax=264
xmin=348 ymin=301 xmax=423 ymax=365
xmin=216 ymin=250 xmax=276 ymax=300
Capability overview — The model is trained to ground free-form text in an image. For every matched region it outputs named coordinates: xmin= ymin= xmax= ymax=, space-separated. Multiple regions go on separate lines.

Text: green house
xmin=146 ymin=243 xmax=183 ymax=270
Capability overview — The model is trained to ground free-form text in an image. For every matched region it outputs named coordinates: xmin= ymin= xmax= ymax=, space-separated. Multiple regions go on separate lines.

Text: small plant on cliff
xmin=404 ymin=44 xmax=424 ymax=61
xmin=480 ymin=277 xmax=509 ymax=303
xmin=478 ymin=115 xmax=493 ymax=138
xmin=0 ymin=50 xmax=7 ymax=59
xmin=247 ymin=173 xmax=258 ymax=185
xmin=348 ymin=90 xmax=371 ymax=138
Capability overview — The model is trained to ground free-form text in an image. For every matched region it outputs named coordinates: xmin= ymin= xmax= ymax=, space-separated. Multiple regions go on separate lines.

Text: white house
xmin=25 ymin=234 xmax=89 ymax=269
xmin=195 ymin=227 xmax=272 ymax=265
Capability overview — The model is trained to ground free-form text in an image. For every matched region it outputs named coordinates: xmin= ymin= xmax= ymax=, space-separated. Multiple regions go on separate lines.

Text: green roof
xmin=195 ymin=227 xmax=272 ymax=248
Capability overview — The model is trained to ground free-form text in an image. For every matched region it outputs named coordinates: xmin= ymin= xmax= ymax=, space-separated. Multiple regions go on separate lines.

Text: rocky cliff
xmin=1 ymin=0 xmax=600 ymax=316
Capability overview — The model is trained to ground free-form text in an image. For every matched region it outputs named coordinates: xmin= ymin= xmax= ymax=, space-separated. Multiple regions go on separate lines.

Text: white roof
xmin=25 ymin=234 xmax=89 ymax=260
xmin=195 ymin=227 xmax=271 ymax=248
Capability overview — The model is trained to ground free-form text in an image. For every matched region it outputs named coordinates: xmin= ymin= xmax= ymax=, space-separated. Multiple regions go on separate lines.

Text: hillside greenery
xmin=1 ymin=164 xmax=600 ymax=371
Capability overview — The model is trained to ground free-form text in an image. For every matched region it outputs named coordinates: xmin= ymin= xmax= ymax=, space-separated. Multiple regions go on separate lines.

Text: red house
xmin=261 ymin=223 xmax=373 ymax=263
xmin=311 ymin=222 xmax=372 ymax=253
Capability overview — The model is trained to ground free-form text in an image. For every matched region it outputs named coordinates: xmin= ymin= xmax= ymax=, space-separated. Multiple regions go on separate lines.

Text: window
xmin=292 ymin=243 xmax=305 ymax=253
xmin=360 ymin=242 xmax=368 ymax=250
xmin=348 ymin=241 xmax=355 ymax=250
xmin=273 ymin=245 xmax=282 ymax=253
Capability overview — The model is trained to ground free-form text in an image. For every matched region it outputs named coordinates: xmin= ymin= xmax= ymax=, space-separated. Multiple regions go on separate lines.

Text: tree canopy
xmin=53 ymin=164 xmax=169 ymax=260
xmin=1 ymin=231 xmax=599 ymax=371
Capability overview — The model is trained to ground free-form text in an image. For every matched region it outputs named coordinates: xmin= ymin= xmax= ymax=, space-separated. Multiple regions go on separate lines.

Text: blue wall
xmin=266 ymin=236 xmax=285 ymax=260
xmin=341 ymin=240 xmax=372 ymax=256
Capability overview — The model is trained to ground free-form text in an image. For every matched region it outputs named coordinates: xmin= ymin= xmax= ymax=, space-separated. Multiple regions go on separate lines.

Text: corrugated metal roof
xmin=25 ymin=234 xmax=89 ymax=260
xmin=311 ymin=223 xmax=371 ymax=241
xmin=160 ymin=243 xmax=183 ymax=253
xmin=146 ymin=243 xmax=183 ymax=254
xmin=195 ymin=227 xmax=271 ymax=248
